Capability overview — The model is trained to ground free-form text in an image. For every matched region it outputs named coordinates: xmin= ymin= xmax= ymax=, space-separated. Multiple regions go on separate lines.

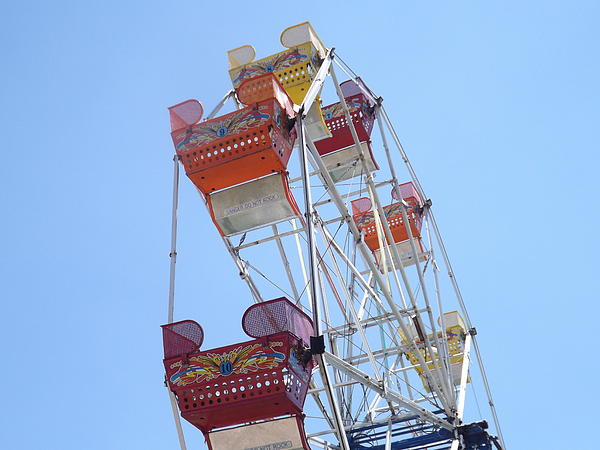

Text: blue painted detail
xmin=219 ymin=361 xmax=233 ymax=375
xmin=217 ymin=126 xmax=228 ymax=137
xmin=347 ymin=419 xmax=499 ymax=450
xmin=348 ymin=428 xmax=452 ymax=450
xmin=459 ymin=422 xmax=498 ymax=449
xmin=266 ymin=64 xmax=274 ymax=72
xmin=347 ymin=413 xmax=453 ymax=450
xmin=246 ymin=351 xmax=285 ymax=361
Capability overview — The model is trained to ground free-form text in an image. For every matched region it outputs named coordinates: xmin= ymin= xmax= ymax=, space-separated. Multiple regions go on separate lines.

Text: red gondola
xmin=162 ymin=297 xmax=315 ymax=433
xmin=168 ymin=74 xmax=297 ymax=193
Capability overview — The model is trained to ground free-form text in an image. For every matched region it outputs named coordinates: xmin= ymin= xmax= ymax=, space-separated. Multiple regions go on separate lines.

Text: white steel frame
xmin=164 ymin=49 xmax=505 ymax=450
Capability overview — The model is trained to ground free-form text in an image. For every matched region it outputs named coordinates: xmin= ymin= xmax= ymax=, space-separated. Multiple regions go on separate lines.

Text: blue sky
xmin=1 ymin=1 xmax=598 ymax=449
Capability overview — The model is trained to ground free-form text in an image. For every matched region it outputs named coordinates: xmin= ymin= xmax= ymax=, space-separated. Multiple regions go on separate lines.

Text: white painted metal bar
xmin=291 ymin=218 xmax=311 ymax=305
xmin=318 ymin=224 xmax=386 ymax=309
xmin=167 ymin=391 xmax=187 ymax=450
xmin=300 ymin=50 xmax=333 ymax=115
xmin=371 ymin=387 xmax=461 ymax=413
xmin=317 ymin=220 xmax=397 ymax=423
xmin=323 ymin=351 xmax=453 ymax=431
xmin=232 ymin=216 xmax=341 ymax=251
xmin=313 ymin=180 xmax=393 ymax=207
xmin=289 ymin=168 xmax=322 ymax=183
xmin=356 ymin=272 xmax=374 ymax=320
xmin=309 ymin=379 xmax=362 ymax=394
xmin=450 ymin=439 xmax=461 ymax=450
xmin=205 ymin=89 xmax=235 ymax=120
xmin=317 ymin=269 xmax=346 ymax=414
xmin=272 ymin=223 xmax=300 ymax=302
xmin=456 ymin=333 xmax=472 ymax=422
xmin=329 ymin=65 xmax=453 ymax=413
xmin=316 ymin=219 xmax=384 ymax=380
xmin=193 ymin=190 xmax=263 ymax=302
xmin=317 ymin=222 xmax=412 ymax=377
xmin=425 ymin=218 xmax=453 ymax=391
xmin=332 ymin=56 xmax=380 ymax=105
xmin=379 ymin=105 xmax=506 ymax=447
xmin=308 ymin=412 xmax=422 ymax=439
xmin=385 ymin=420 xmax=393 ymax=450
xmin=344 ymin=345 xmax=406 ymax=366
xmin=304 ymin=135 xmax=453 ymax=417
xmin=374 ymin=105 xmax=455 ymax=406
xmin=308 ymin=379 xmax=336 ymax=431
xmin=308 ymin=436 xmax=336 ymax=449
xmin=298 ymin=116 xmax=351 ymax=450
xmin=165 ymin=155 xmax=187 ymax=450
xmin=222 ymin=235 xmax=263 ymax=303
xmin=167 ymin=155 xmax=179 ymax=324
xmin=325 ymin=311 xmax=396 ymax=334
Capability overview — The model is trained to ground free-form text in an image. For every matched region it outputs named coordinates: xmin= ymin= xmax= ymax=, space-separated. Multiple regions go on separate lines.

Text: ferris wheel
xmin=162 ymin=22 xmax=505 ymax=450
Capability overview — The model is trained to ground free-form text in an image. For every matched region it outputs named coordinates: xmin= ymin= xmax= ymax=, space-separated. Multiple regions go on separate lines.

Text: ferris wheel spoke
xmin=272 ymin=223 xmax=301 ymax=302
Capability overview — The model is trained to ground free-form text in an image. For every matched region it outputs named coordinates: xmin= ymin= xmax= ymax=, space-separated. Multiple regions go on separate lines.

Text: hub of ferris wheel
xmin=162 ymin=22 xmax=505 ymax=450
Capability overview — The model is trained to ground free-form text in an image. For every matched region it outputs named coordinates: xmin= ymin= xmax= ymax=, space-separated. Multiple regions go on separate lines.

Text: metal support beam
xmin=379 ymin=105 xmax=506 ymax=447
xmin=205 ymin=89 xmax=235 ymax=120
xmin=298 ymin=116 xmax=350 ymax=450
xmin=272 ymin=223 xmax=300 ymax=302
xmin=456 ymin=333 xmax=472 ymax=421
xmin=329 ymin=63 xmax=453 ymax=412
xmin=166 ymin=155 xmax=187 ymax=450
xmin=300 ymin=50 xmax=333 ymax=115
xmin=323 ymin=351 xmax=453 ymax=431
xmin=304 ymin=134 xmax=453 ymax=416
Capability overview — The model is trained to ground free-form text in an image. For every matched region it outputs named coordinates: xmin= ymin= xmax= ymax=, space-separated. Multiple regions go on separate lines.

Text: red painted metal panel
xmin=242 ymin=297 xmax=314 ymax=347
xmin=161 ymin=320 xmax=204 ymax=360
xmin=163 ymin=332 xmax=314 ymax=432
xmin=170 ymin=87 xmax=296 ymax=193
xmin=314 ymin=92 xmax=376 ymax=156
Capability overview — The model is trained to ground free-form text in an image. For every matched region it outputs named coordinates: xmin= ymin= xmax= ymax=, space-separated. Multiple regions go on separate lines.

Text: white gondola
xmin=322 ymin=141 xmax=378 ymax=183
xmin=373 ymin=238 xmax=429 ymax=272
xmin=207 ymin=172 xmax=300 ymax=236
xmin=207 ymin=416 xmax=309 ymax=450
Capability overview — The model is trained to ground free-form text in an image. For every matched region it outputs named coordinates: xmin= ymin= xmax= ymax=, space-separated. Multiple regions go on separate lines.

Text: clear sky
xmin=1 ymin=1 xmax=598 ymax=449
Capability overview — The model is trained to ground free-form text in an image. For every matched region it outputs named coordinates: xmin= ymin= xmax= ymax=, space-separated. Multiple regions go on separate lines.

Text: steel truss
xmin=165 ymin=50 xmax=505 ymax=450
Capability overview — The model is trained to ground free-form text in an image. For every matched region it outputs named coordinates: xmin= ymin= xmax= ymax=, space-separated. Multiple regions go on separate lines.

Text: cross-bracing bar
xmin=378 ymin=105 xmax=506 ymax=448
xmin=324 ymin=351 xmax=453 ymax=431
xmin=303 ymin=132 xmax=453 ymax=417
xmin=328 ymin=63 xmax=454 ymax=411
